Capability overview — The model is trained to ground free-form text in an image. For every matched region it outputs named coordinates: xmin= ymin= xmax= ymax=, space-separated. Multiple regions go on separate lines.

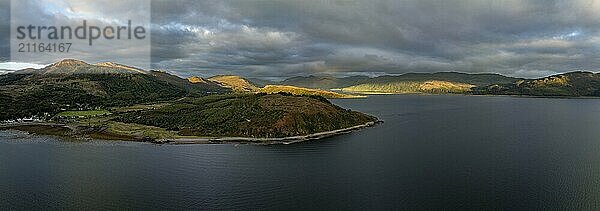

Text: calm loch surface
xmin=2 ymin=95 xmax=600 ymax=210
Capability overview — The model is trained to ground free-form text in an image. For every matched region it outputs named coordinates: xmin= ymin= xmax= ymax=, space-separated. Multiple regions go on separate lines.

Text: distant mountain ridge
xmin=474 ymin=71 xmax=600 ymax=97
xmin=369 ymin=72 xmax=520 ymax=87
xmin=280 ymin=72 xmax=520 ymax=90
xmin=278 ymin=71 xmax=600 ymax=97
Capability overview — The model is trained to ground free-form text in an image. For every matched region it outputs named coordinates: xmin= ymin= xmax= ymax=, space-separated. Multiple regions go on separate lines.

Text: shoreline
xmin=0 ymin=120 xmax=382 ymax=145
xmin=160 ymin=120 xmax=382 ymax=145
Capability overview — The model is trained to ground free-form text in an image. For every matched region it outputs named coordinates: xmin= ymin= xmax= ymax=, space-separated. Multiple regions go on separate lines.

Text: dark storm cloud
xmin=147 ymin=0 xmax=600 ymax=78
xmin=4 ymin=0 xmax=600 ymax=78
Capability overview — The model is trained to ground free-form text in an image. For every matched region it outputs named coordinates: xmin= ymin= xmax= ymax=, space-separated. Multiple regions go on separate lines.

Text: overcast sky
xmin=2 ymin=0 xmax=600 ymax=79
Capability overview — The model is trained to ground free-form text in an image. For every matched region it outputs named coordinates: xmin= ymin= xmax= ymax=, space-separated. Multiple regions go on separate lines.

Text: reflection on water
xmin=1 ymin=95 xmax=600 ymax=210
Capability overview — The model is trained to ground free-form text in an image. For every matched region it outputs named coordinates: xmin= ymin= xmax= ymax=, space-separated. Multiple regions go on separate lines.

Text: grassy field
xmin=57 ymin=110 xmax=111 ymax=117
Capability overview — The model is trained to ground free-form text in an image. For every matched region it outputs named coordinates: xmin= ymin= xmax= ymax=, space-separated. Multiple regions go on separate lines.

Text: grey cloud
xmin=146 ymin=0 xmax=600 ymax=78
xmin=3 ymin=0 xmax=600 ymax=78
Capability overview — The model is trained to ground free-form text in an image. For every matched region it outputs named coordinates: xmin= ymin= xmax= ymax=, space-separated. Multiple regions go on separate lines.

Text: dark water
xmin=2 ymin=95 xmax=600 ymax=210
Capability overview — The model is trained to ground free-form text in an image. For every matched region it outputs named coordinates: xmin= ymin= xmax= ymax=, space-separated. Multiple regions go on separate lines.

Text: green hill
xmin=116 ymin=94 xmax=376 ymax=138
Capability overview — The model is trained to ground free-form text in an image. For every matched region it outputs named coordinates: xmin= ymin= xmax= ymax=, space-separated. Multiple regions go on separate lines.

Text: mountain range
xmin=0 ymin=59 xmax=377 ymax=141
xmin=2 ymin=58 xmax=600 ymax=141
xmin=277 ymin=72 xmax=520 ymax=90
xmin=274 ymin=72 xmax=600 ymax=97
